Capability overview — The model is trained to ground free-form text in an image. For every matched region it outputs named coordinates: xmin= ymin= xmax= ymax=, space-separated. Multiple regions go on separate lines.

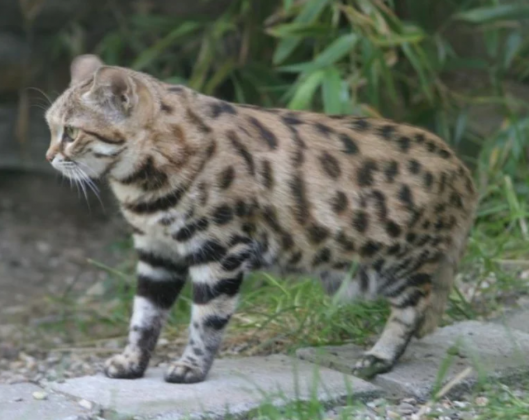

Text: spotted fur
xmin=45 ymin=55 xmax=478 ymax=383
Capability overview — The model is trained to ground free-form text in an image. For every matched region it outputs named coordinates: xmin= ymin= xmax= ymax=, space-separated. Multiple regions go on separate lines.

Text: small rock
xmin=387 ymin=410 xmax=400 ymax=419
xmin=32 ymin=391 xmax=48 ymax=400
xmin=78 ymin=399 xmax=93 ymax=410
xmin=475 ymin=396 xmax=488 ymax=406
xmin=397 ymin=402 xmax=416 ymax=415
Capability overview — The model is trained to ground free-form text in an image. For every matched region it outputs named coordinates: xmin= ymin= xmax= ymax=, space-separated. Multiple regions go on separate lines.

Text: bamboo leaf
xmin=456 ymin=5 xmax=529 ymax=23
xmin=273 ymin=0 xmax=330 ymax=64
xmin=322 ymin=67 xmax=343 ymax=114
xmin=132 ymin=22 xmax=201 ymax=71
xmin=288 ymin=70 xmax=325 ymax=110
xmin=503 ymin=31 xmax=522 ymax=70
xmin=279 ymin=33 xmax=359 ymax=73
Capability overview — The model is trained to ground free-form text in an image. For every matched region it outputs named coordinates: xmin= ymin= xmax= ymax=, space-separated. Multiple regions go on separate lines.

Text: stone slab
xmin=297 ymin=321 xmax=529 ymax=401
xmin=493 ymin=299 xmax=529 ymax=335
xmin=0 ymin=382 xmax=91 ymax=420
xmin=50 ymin=354 xmax=381 ymax=420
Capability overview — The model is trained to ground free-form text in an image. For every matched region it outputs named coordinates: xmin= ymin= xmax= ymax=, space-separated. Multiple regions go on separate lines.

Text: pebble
xmin=397 ymin=402 xmax=416 ymax=415
xmin=78 ymin=399 xmax=93 ymax=410
xmin=32 ymin=391 xmax=48 ymax=400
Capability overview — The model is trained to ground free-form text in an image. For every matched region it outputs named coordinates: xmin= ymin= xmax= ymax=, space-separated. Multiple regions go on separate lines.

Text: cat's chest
xmin=124 ymin=210 xmax=190 ymax=253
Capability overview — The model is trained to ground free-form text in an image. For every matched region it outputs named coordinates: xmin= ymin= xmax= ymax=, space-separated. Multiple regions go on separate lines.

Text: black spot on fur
xmin=227 ymin=130 xmax=255 ymax=175
xmin=339 ymin=133 xmax=359 ymax=154
xmin=319 ymin=152 xmax=341 ymax=178
xmin=219 ymin=166 xmax=235 ymax=189
xmin=282 ymin=234 xmax=294 ymax=250
xmin=439 ymin=172 xmax=448 ymax=193
xmin=357 ymin=160 xmax=378 ymax=186
xmin=352 ymin=211 xmax=369 ymax=233
xmin=126 ymin=187 xmax=185 ymax=214
xmin=371 ymin=189 xmax=388 ymax=220
xmin=398 ymin=184 xmax=415 ymax=209
xmin=186 ymin=109 xmax=212 ymax=133
xmin=173 ymin=217 xmax=209 ymax=242
xmin=161 ymin=102 xmax=173 ymax=113
xmin=137 ymin=250 xmax=187 ymax=275
xmin=290 ymin=175 xmax=310 ymax=225
xmin=306 ymin=224 xmax=330 ymax=244
xmin=379 ymin=124 xmax=396 ymax=140
xmin=408 ymin=159 xmax=421 ymax=174
xmin=335 ymin=232 xmax=355 ymax=251
xmin=351 ymin=118 xmax=370 ymax=131
xmin=406 ymin=233 xmax=417 ymax=244
xmin=438 ymin=149 xmax=451 ymax=159
xmin=120 ymin=156 xmax=168 ymax=191
xmin=193 ymin=274 xmax=243 ymax=304
xmin=210 ymin=101 xmax=237 ymax=118
xmin=288 ymin=251 xmax=303 ymax=265
xmin=263 ymin=206 xmax=283 ymax=233
xmin=450 ymin=192 xmax=464 ymax=209
xmin=386 ymin=221 xmax=402 ymax=237
xmin=424 ymin=172 xmax=434 ymax=188
xmin=332 ymin=191 xmax=348 ymax=214
xmin=186 ymin=241 xmax=227 ymax=266
xmin=360 ymin=241 xmax=382 ymax=258
xmin=397 ymin=136 xmax=411 ymax=152
xmin=260 ymin=160 xmax=274 ymax=189
xmin=212 ymin=205 xmax=234 ymax=225
xmin=387 ymin=243 xmax=402 ymax=255
xmin=314 ymin=122 xmax=333 ymax=135
xmin=203 ymin=315 xmax=230 ymax=330
xmin=221 ymin=252 xmax=251 ymax=271
xmin=282 ymin=114 xmax=304 ymax=126
xmin=137 ymin=275 xmax=185 ymax=309
xmin=426 ymin=141 xmax=437 ymax=153
xmin=235 ymin=200 xmax=249 ymax=217
xmin=313 ymin=248 xmax=331 ymax=266
xmin=249 ymin=117 xmax=278 ymax=149
xmin=242 ymin=222 xmax=256 ymax=236
xmin=384 ymin=161 xmax=399 ymax=183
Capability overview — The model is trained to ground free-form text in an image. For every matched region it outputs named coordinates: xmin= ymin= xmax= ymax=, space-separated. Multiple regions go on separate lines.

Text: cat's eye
xmin=63 ymin=126 xmax=79 ymax=142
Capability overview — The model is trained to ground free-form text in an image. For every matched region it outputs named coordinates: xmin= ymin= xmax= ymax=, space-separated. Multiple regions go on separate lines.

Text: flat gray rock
xmin=0 ymin=382 xmax=90 ymax=420
xmin=494 ymin=303 xmax=529 ymax=335
xmin=297 ymin=321 xmax=529 ymax=401
xmin=49 ymin=355 xmax=381 ymax=420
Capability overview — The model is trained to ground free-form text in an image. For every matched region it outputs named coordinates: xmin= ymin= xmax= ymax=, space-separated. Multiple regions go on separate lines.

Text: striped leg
xmin=105 ymin=241 xmax=187 ymax=379
xmin=353 ymin=267 xmax=435 ymax=378
xmin=165 ymin=240 xmax=250 ymax=383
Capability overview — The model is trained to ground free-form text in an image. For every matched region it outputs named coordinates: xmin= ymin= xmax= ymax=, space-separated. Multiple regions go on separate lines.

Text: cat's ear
xmin=70 ymin=55 xmax=104 ymax=86
xmin=86 ymin=67 xmax=154 ymax=118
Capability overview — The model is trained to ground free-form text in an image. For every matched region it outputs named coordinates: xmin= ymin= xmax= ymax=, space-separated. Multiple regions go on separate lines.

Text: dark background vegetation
xmin=1 ymin=0 xmax=529 ymax=371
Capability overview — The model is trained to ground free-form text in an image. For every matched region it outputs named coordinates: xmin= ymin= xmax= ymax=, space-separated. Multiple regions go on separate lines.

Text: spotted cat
xmin=45 ymin=55 xmax=477 ymax=383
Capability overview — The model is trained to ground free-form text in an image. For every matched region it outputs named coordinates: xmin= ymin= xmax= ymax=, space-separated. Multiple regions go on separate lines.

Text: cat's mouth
xmin=50 ymin=156 xmax=101 ymax=197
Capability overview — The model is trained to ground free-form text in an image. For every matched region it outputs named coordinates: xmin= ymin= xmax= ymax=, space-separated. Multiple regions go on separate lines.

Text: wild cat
xmin=45 ymin=54 xmax=477 ymax=383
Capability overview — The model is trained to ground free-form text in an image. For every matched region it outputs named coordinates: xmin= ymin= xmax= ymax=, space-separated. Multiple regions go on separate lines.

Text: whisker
xmin=25 ymin=87 xmax=53 ymax=106
xmin=73 ymin=164 xmax=105 ymax=212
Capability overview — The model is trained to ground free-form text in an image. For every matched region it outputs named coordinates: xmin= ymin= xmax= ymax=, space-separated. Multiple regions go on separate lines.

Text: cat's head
xmin=45 ymin=55 xmax=158 ymax=181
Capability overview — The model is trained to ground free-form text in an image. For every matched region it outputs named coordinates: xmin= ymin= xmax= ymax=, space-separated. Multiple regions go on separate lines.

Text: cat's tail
xmin=414 ymin=214 xmax=475 ymax=339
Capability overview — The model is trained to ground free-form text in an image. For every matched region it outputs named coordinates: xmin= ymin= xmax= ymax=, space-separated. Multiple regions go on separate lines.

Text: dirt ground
xmin=0 ymin=171 xmax=129 ymax=324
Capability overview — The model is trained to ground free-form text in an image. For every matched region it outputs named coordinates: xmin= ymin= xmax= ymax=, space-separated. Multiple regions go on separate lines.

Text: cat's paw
xmin=104 ymin=352 xmax=146 ymax=379
xmin=165 ymin=361 xmax=207 ymax=384
xmin=352 ymin=354 xmax=393 ymax=379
